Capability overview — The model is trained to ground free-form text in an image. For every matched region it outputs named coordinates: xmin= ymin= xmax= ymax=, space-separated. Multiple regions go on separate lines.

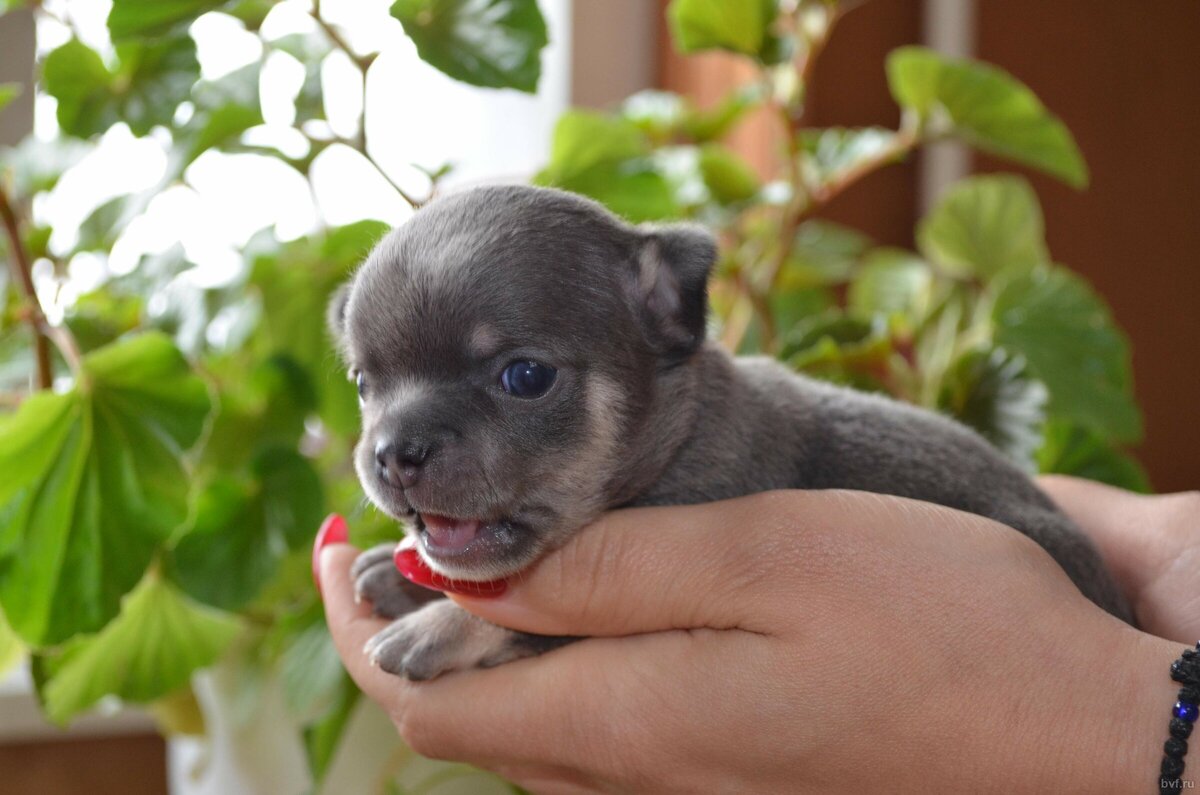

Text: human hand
xmin=318 ymin=490 xmax=1182 ymax=794
xmin=1039 ymin=475 xmax=1200 ymax=644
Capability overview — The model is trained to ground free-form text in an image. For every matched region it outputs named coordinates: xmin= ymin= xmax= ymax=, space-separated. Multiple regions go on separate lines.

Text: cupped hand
xmin=1040 ymin=475 xmax=1200 ymax=644
xmin=318 ymin=490 xmax=1182 ymax=794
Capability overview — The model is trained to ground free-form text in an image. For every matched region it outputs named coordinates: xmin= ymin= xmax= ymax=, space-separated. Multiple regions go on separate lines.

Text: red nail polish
xmin=313 ymin=513 xmax=349 ymax=591
xmin=394 ymin=545 xmax=508 ymax=598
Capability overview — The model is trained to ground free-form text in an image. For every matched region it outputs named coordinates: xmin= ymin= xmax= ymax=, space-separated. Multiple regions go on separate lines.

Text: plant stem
xmin=792 ymin=3 xmax=838 ymax=126
xmin=362 ymin=145 xmax=425 ymax=209
xmin=0 ymin=183 xmax=85 ymax=384
xmin=728 ymin=3 xmax=916 ymax=354
xmin=735 ymin=266 xmax=776 ymax=348
xmin=730 ymin=5 xmax=842 ymax=354
xmin=719 ymin=294 xmax=755 ymax=352
xmin=310 ymin=0 xmax=364 ymax=72
xmin=0 ymin=183 xmax=53 ymax=388
xmin=811 ymin=127 xmax=920 ymax=207
xmin=308 ymin=0 xmax=425 ymax=209
xmin=47 ymin=323 xmax=84 ymax=375
xmin=758 ymin=125 xmax=919 ymax=301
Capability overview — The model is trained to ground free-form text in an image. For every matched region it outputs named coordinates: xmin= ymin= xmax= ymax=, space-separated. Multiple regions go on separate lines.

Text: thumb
xmin=446 ymin=490 xmax=818 ymax=637
xmin=1037 ymin=475 xmax=1159 ymax=597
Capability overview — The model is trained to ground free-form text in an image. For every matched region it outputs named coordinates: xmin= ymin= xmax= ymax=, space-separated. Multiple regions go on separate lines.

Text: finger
xmin=393 ymin=628 xmax=759 ymax=784
xmin=317 ymin=542 xmax=611 ymax=792
xmin=1037 ymin=475 xmax=1159 ymax=596
xmin=446 ymin=489 xmax=999 ymax=639
xmin=444 ymin=492 xmax=797 ymax=638
xmin=317 ymin=543 xmax=404 ymax=706
xmin=318 ymin=535 xmax=724 ymax=789
xmin=1040 ymin=475 xmax=1200 ymax=641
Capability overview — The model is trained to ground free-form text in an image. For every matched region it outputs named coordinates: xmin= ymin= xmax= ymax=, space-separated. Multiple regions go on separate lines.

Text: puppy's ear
xmin=326 ymin=281 xmax=353 ymax=353
xmin=627 ymin=223 xmax=717 ymax=359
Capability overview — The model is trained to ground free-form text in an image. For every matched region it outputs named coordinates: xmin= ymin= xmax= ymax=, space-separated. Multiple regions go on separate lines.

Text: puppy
xmin=328 ymin=185 xmax=1132 ymax=681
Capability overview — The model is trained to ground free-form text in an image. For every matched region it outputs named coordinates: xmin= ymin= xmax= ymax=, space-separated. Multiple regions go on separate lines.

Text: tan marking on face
xmin=468 ymin=324 xmax=501 ymax=360
xmin=585 ymin=372 xmax=625 ymax=459
xmin=535 ymin=371 xmax=627 ymax=527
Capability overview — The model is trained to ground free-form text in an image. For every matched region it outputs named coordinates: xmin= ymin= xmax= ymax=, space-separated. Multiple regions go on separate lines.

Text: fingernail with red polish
xmin=313 ymin=513 xmax=349 ymax=592
xmin=394 ymin=543 xmax=507 ymax=598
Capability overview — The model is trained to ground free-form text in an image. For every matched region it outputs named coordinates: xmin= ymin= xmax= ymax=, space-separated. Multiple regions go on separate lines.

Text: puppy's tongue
xmin=421 ymin=514 xmax=481 ymax=551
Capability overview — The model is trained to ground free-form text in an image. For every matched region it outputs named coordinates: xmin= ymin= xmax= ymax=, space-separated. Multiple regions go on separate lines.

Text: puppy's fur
xmin=330 ymin=185 xmax=1131 ymax=680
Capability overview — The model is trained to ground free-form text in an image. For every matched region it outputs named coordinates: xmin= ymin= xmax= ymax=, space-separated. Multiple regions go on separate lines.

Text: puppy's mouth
xmin=418 ymin=513 xmax=487 ymax=554
xmin=414 ymin=512 xmax=528 ymax=575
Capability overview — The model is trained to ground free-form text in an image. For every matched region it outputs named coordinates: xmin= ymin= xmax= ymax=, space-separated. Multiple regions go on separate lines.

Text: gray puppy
xmin=328 ymin=185 xmax=1131 ymax=681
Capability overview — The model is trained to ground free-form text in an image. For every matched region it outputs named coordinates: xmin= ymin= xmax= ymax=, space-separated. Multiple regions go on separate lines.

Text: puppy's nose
xmin=375 ymin=439 xmax=431 ymax=489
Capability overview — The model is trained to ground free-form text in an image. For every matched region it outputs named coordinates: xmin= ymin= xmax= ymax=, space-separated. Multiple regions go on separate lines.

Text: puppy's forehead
xmin=346 ymin=186 xmax=637 ymax=372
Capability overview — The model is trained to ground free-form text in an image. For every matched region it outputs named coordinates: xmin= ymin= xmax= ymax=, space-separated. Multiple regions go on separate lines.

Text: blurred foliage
xmin=535 ymin=5 xmax=1144 ymax=492
xmin=0 ymin=0 xmax=1148 ymax=789
xmin=391 ymin=0 xmax=548 ymax=92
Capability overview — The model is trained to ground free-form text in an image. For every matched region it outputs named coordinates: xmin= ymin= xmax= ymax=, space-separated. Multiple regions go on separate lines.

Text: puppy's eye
xmin=355 ymin=371 xmax=367 ymax=400
xmin=501 ymin=360 xmax=556 ymax=399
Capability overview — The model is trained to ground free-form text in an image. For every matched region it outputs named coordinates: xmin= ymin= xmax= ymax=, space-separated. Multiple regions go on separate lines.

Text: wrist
xmin=878 ymin=608 xmax=1177 ymax=793
xmin=1022 ymin=623 xmax=1182 ymax=794
xmin=918 ymin=608 xmax=1180 ymax=794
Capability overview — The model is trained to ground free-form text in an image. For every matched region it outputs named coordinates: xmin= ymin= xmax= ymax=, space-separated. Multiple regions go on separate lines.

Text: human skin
xmin=1038 ymin=475 xmax=1199 ymax=644
xmin=317 ymin=483 xmax=1197 ymax=794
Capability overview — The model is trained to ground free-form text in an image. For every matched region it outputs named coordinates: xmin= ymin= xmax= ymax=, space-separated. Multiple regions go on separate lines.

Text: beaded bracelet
xmin=1161 ymin=642 xmax=1200 ymax=794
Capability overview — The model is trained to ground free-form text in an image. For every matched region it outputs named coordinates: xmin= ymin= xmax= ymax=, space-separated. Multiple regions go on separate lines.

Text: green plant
xmin=0 ymin=0 xmax=1145 ymax=789
xmin=536 ymin=0 xmax=1144 ymax=487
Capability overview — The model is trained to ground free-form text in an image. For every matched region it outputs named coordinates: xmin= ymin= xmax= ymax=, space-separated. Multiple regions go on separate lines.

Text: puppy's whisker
xmin=475 ymin=462 xmax=506 ymax=514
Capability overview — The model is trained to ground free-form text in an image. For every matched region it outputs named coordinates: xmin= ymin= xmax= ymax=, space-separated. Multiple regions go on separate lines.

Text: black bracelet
xmin=1161 ymin=642 xmax=1200 ymax=794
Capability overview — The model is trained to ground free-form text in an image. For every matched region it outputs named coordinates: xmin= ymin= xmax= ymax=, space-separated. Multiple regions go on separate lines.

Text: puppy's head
xmin=329 ymin=185 xmax=715 ymax=580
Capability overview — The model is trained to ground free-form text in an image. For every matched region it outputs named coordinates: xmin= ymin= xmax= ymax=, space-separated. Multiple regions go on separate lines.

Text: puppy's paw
xmin=364 ymin=600 xmax=542 ymax=681
xmin=352 ymin=543 xmax=442 ymax=619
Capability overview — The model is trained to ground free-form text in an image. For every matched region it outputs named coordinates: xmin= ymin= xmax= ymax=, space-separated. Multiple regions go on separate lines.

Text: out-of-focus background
xmin=653 ymin=0 xmax=1200 ymax=493
xmin=0 ymin=1 xmax=1196 ymax=793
